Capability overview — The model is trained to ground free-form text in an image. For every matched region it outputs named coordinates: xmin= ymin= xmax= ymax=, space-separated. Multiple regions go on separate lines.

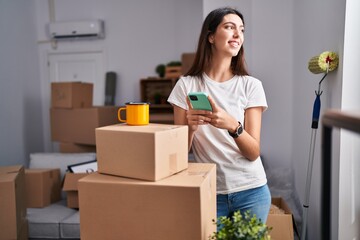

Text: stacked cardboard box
xmin=51 ymin=82 xmax=93 ymax=108
xmin=24 ymin=168 xmax=61 ymax=208
xmin=0 ymin=165 xmax=28 ymax=240
xmin=181 ymin=52 xmax=195 ymax=75
xmin=50 ymin=82 xmax=119 ymax=151
xmin=78 ymin=123 xmax=217 ymax=240
xmin=95 ymin=124 xmax=188 ymax=181
xmin=62 ymin=172 xmax=90 ymax=209
xmin=267 ymin=197 xmax=294 ymax=240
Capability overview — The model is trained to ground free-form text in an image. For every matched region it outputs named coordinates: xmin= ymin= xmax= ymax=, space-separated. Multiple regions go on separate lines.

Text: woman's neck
xmin=205 ymin=55 xmax=233 ymax=82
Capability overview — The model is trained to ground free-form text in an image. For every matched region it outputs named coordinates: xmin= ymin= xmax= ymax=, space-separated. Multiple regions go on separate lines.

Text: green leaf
xmin=209 ymin=210 xmax=272 ymax=240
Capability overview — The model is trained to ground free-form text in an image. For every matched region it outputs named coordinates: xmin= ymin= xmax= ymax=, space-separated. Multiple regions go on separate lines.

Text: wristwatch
xmin=228 ymin=121 xmax=243 ymax=138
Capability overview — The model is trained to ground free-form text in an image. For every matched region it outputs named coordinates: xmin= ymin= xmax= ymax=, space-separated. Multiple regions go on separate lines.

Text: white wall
xmin=341 ymin=0 xmax=360 ymax=110
xmin=338 ymin=0 xmax=360 ymax=238
xmin=36 ymin=0 xmax=202 ymax=106
xmin=0 ymin=0 xmax=43 ymax=166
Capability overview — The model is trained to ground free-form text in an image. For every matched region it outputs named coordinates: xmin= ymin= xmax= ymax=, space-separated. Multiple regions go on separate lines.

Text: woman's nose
xmin=233 ymin=30 xmax=239 ymax=37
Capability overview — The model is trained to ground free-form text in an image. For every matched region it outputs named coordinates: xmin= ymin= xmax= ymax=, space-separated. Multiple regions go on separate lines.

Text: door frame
xmin=40 ymin=47 xmax=107 ymax=151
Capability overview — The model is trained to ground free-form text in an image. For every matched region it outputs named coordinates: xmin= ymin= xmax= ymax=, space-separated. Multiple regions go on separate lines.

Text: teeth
xmin=229 ymin=42 xmax=239 ymax=47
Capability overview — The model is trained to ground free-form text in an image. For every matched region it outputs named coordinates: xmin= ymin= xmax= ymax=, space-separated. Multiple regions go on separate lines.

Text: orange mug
xmin=118 ymin=102 xmax=150 ymax=126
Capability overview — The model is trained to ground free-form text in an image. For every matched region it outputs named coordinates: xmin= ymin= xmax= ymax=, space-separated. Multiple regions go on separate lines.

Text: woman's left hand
xmin=207 ymin=96 xmax=239 ymax=132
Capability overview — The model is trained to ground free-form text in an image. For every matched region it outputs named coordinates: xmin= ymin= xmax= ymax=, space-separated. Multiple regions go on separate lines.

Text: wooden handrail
xmin=322 ymin=109 xmax=360 ymax=133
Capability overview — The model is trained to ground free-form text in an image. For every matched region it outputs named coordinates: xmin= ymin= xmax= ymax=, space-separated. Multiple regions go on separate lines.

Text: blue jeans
xmin=217 ymin=184 xmax=271 ymax=224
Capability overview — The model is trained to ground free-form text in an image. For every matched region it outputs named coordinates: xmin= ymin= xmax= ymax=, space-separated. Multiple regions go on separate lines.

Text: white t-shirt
xmin=168 ymin=73 xmax=268 ymax=194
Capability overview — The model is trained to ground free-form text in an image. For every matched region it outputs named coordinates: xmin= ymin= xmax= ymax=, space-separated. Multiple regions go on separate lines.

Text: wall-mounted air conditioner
xmin=49 ymin=20 xmax=105 ymax=40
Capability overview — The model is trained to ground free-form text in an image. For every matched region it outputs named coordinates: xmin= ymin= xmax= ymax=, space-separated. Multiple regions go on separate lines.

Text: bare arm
xmin=206 ymin=96 xmax=263 ymax=161
xmin=233 ymin=107 xmax=263 ymax=161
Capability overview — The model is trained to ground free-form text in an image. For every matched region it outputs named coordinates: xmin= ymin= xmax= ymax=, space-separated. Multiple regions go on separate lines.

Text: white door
xmin=42 ymin=50 xmax=105 ymax=151
xmin=49 ymin=51 xmax=105 ymax=105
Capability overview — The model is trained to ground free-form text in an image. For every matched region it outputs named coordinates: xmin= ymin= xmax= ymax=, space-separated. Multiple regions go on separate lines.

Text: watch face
xmin=228 ymin=122 xmax=242 ymax=138
xmin=237 ymin=124 xmax=243 ymax=135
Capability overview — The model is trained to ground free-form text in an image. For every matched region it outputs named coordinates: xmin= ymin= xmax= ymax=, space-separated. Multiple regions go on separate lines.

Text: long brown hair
xmin=186 ymin=7 xmax=249 ymax=77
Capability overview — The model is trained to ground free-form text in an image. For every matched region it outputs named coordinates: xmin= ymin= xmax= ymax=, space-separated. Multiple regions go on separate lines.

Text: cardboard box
xmin=0 ymin=165 xmax=27 ymax=240
xmin=25 ymin=168 xmax=61 ymax=208
xmin=181 ymin=52 xmax=195 ymax=74
xmin=165 ymin=66 xmax=182 ymax=78
xmin=50 ymin=106 xmax=118 ymax=145
xmin=266 ymin=197 xmax=294 ymax=240
xmin=96 ymin=123 xmax=188 ymax=181
xmin=62 ymin=173 xmax=89 ymax=208
xmin=79 ymin=163 xmax=216 ymax=240
xmin=51 ymin=82 xmax=93 ymax=108
xmin=59 ymin=142 xmax=96 ymax=153
xmin=17 ymin=219 xmax=29 ymax=240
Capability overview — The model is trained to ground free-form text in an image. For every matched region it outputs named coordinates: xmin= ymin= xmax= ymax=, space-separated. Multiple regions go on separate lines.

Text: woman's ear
xmin=208 ymin=34 xmax=214 ymax=44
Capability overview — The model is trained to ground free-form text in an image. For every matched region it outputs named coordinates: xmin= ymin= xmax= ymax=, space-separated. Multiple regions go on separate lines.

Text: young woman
xmin=167 ymin=7 xmax=271 ymax=223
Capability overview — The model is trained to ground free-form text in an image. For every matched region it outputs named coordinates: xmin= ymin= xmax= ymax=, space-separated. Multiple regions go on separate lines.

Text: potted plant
xmin=209 ymin=210 xmax=272 ymax=240
xmin=155 ymin=64 xmax=166 ymax=78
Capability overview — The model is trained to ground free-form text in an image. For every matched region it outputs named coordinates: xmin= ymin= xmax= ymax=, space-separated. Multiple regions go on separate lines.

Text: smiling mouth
xmin=229 ymin=41 xmax=240 ymax=47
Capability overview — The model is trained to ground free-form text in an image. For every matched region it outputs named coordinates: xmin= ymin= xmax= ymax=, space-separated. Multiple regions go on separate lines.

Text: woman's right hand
xmin=186 ymin=97 xmax=212 ymax=132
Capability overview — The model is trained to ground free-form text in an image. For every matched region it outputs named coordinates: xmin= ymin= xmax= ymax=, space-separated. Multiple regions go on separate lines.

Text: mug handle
xmin=118 ymin=107 xmax=126 ymax=122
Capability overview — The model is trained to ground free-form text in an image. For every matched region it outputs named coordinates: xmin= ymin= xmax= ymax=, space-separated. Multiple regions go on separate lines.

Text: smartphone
xmin=187 ymin=92 xmax=212 ymax=111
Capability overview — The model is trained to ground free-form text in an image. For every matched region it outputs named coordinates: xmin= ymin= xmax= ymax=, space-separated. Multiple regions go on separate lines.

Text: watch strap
xmin=228 ymin=121 xmax=243 ymax=138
